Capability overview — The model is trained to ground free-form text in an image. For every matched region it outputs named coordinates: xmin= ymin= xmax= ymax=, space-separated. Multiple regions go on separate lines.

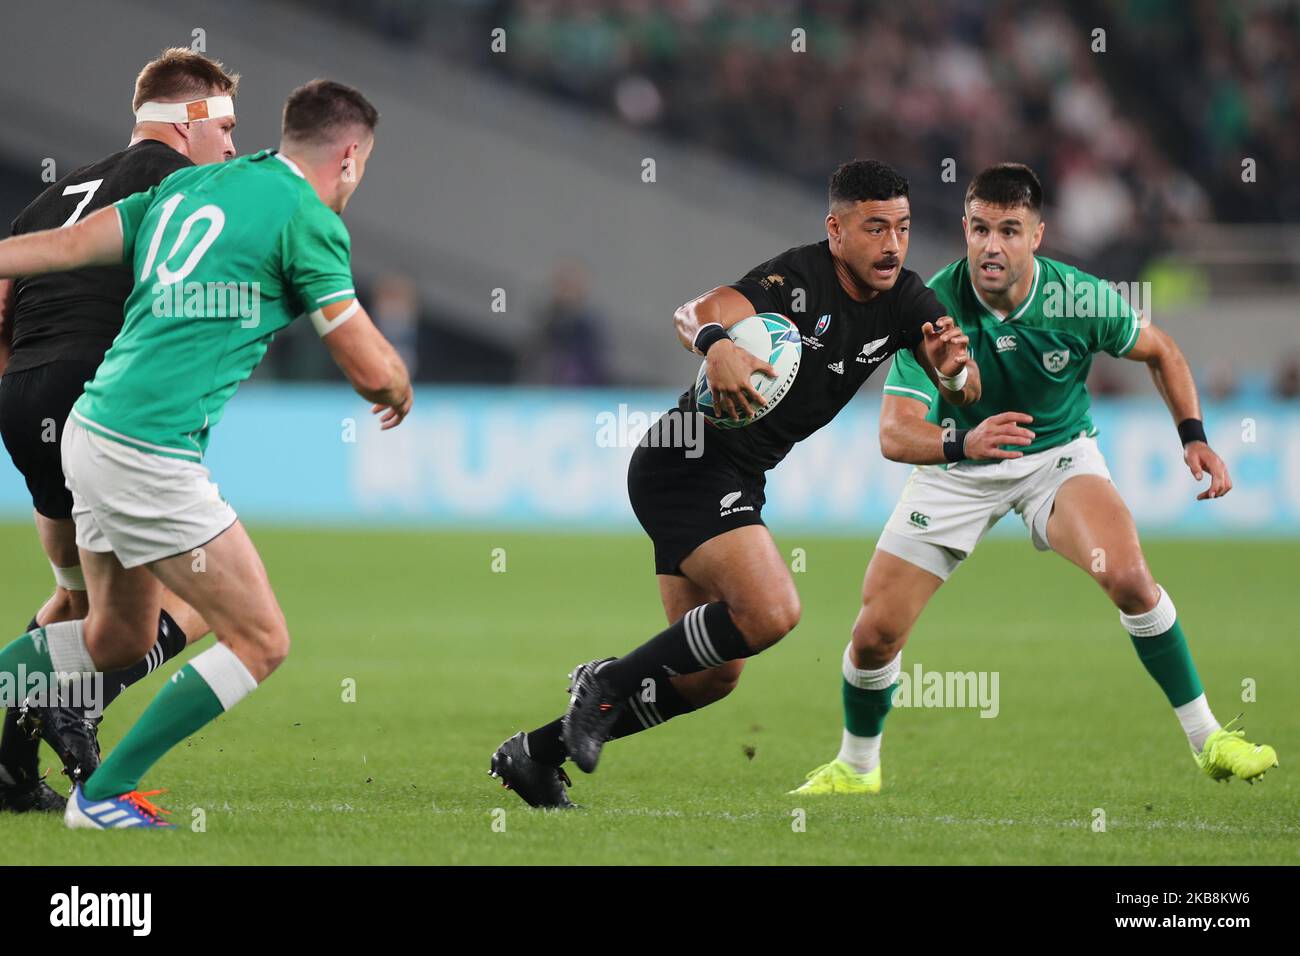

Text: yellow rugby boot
xmin=1194 ymin=716 xmax=1278 ymax=784
xmin=788 ymin=758 xmax=881 ymax=795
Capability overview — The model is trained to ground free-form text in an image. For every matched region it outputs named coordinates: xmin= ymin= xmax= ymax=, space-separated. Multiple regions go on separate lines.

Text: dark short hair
xmin=282 ymin=79 xmax=379 ymax=146
xmin=829 ymin=159 xmax=909 ymax=208
xmin=965 ymin=163 xmax=1043 ymax=213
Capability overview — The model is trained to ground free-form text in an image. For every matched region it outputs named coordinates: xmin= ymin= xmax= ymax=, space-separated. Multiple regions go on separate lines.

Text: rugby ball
xmin=694 ymin=313 xmax=802 ymax=428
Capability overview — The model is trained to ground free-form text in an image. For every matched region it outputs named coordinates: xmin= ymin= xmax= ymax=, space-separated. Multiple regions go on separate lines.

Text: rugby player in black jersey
xmin=0 ymin=49 xmax=237 ymax=811
xmin=491 ymin=160 xmax=980 ymax=807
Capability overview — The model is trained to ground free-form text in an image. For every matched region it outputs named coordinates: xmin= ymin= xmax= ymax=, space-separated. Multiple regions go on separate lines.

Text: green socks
xmin=85 ymin=643 xmax=258 ymax=800
xmin=0 ymin=627 xmax=55 ymax=679
xmin=1120 ymin=587 xmax=1204 ymax=708
xmin=842 ymin=677 xmax=896 ymax=737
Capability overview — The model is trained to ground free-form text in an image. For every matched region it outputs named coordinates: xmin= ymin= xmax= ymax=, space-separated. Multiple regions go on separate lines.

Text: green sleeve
xmin=113 ymin=186 xmax=160 ymax=262
xmin=1085 ymin=272 xmax=1143 ymax=357
xmin=882 ymin=346 xmax=938 ymax=408
xmin=281 ymin=200 xmax=355 ymax=314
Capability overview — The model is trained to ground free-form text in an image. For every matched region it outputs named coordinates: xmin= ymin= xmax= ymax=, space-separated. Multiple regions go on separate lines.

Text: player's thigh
xmin=34 ymin=512 xmax=79 ymax=567
xmin=678 ymin=524 xmax=800 ymax=650
xmin=853 ymin=548 xmax=944 ymax=656
xmin=1045 ymin=475 xmax=1158 ymax=611
xmin=146 ymin=520 xmax=287 ymax=680
xmin=79 ymin=547 xmax=163 ymax=670
xmin=657 ymin=573 xmax=742 ymax=704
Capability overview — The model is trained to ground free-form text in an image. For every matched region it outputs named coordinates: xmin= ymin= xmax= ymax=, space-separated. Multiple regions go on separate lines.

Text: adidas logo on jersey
xmin=855 ymin=336 xmax=890 ymax=364
xmin=828 ymin=360 xmax=844 ymax=374
xmin=995 ymin=335 xmax=1017 ymax=352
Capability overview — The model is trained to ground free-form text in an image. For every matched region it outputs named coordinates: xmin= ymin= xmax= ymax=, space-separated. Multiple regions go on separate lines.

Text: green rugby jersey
xmin=72 ymin=150 xmax=355 ymax=459
xmin=883 ymin=256 xmax=1142 ymax=456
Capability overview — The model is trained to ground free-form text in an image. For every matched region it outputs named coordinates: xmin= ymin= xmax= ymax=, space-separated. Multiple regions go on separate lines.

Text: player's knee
xmin=734 ymin=595 xmax=801 ymax=651
xmin=231 ymin=616 xmax=290 ymax=677
xmin=1099 ymin=564 xmax=1158 ymax=615
xmin=85 ymin=617 xmax=157 ymax=671
xmin=852 ymin=604 xmax=908 ymax=666
xmin=259 ymin=624 xmax=291 ymax=674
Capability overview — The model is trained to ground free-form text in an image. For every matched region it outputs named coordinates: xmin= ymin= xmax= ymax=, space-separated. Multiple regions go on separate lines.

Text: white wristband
xmin=938 ymin=366 xmax=968 ymax=392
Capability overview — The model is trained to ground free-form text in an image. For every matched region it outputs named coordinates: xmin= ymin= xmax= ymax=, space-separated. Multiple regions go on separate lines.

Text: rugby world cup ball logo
xmin=815 ymin=313 xmax=831 ymax=336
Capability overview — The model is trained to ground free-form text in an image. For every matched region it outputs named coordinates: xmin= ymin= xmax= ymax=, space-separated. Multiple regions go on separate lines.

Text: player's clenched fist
xmin=921 ymin=316 xmax=969 ymax=377
xmin=963 ymin=411 xmax=1035 ymax=460
xmin=706 ymin=338 xmax=777 ymax=421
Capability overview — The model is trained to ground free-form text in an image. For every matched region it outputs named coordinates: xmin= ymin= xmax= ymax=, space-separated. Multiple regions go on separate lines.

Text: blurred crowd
xmin=16 ymin=0 xmax=1285 ymax=392
xmin=307 ymin=0 xmax=1300 ymax=280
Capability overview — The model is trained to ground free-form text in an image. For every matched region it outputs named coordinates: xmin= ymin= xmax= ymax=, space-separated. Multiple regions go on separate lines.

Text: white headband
xmin=134 ymin=95 xmax=234 ymax=124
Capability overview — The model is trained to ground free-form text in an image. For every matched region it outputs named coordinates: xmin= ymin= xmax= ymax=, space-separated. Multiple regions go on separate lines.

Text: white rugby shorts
xmin=875 ymin=434 xmax=1112 ymax=580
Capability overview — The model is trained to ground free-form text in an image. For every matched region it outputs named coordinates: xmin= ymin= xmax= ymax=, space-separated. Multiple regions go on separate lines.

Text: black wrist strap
xmin=1177 ymin=418 xmax=1207 ymax=446
xmin=943 ymin=429 xmax=970 ymax=463
xmin=693 ymin=323 xmax=729 ymax=355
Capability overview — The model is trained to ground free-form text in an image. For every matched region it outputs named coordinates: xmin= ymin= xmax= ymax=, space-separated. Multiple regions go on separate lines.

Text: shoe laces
xmin=1213 ymin=714 xmax=1249 ymax=748
xmin=123 ymin=789 xmax=172 ymax=822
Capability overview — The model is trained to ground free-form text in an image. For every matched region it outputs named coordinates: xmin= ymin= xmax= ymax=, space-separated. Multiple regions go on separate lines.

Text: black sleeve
xmin=893 ymin=270 xmax=946 ymax=350
xmin=727 ymin=246 xmax=804 ymax=316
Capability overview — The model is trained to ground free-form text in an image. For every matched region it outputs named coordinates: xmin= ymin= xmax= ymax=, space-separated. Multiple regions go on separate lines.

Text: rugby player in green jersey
xmin=794 ymin=163 xmax=1276 ymax=795
xmin=0 ymin=80 xmax=413 ymax=828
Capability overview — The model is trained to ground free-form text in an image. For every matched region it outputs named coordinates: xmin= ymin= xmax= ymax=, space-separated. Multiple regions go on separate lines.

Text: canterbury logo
xmin=995 ymin=335 xmax=1017 ymax=352
xmin=909 ymin=511 xmax=930 ymax=528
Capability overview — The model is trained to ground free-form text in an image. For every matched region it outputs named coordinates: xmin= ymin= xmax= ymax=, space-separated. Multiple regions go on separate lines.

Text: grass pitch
xmin=0 ymin=522 xmax=1295 ymax=865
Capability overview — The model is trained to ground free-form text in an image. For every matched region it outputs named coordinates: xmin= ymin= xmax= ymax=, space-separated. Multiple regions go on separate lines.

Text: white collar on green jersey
xmin=273 ymin=151 xmax=306 ymax=179
xmin=969 ymin=256 xmax=1040 ymax=323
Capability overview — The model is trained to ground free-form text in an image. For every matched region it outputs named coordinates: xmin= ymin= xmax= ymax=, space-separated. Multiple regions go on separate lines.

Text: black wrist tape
xmin=1177 ymin=418 xmax=1207 ymax=446
xmin=943 ymin=429 xmax=970 ymax=463
xmin=693 ymin=323 xmax=729 ymax=355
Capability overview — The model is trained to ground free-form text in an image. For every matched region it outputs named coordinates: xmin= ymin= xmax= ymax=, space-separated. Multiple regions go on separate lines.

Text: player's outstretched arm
xmin=319 ymin=298 xmax=413 ymax=430
xmin=879 ymin=394 xmax=1034 ymax=465
xmin=1124 ymin=322 xmax=1231 ymax=500
xmin=915 ymin=316 xmax=981 ymax=406
xmin=674 ymin=285 xmax=776 ymax=421
xmin=0 ymin=206 xmax=123 ymax=279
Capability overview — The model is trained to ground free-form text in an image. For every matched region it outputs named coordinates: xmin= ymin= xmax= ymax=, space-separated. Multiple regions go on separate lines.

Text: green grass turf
xmin=0 ymin=522 xmax=1295 ymax=865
